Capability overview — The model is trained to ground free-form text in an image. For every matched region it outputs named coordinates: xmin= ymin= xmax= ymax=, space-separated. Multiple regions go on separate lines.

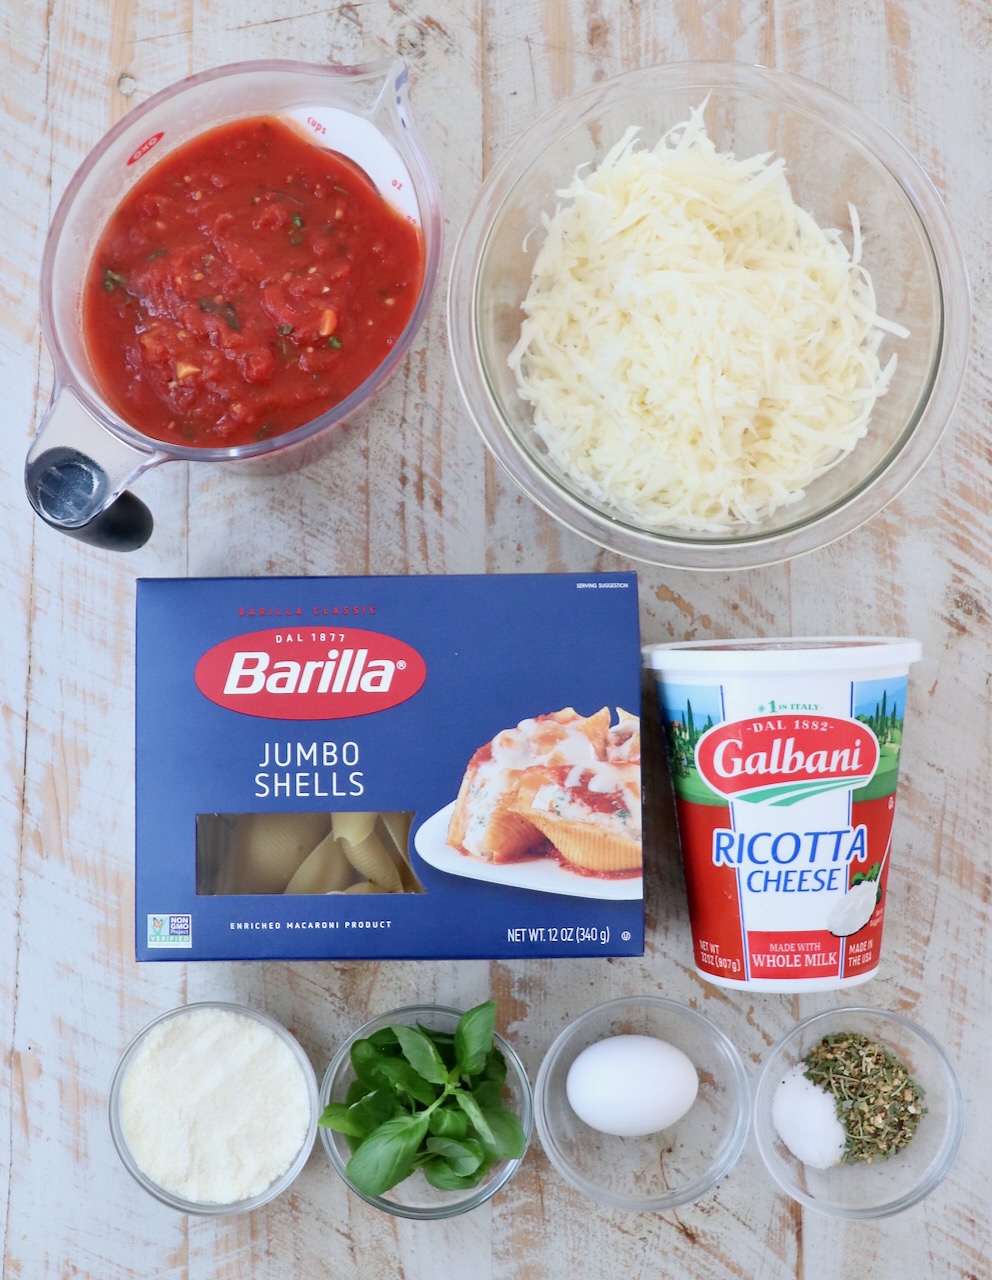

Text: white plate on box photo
xmin=413 ymin=802 xmax=643 ymax=901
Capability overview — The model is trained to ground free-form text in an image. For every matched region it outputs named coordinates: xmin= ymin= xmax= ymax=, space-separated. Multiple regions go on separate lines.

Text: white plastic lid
xmin=643 ymin=637 xmax=922 ymax=675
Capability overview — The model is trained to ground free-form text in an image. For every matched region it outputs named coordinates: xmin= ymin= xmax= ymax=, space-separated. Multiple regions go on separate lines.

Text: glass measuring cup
xmin=26 ymin=59 xmax=442 ymax=550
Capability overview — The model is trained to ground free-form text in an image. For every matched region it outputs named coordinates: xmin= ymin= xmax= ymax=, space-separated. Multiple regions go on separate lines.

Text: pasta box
xmin=134 ymin=573 xmax=645 ymax=961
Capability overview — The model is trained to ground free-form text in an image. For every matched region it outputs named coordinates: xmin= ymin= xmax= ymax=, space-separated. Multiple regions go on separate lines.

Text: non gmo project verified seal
xmin=146 ymin=914 xmax=192 ymax=949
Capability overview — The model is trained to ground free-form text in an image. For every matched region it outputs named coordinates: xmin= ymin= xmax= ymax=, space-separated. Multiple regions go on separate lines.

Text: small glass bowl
xmin=534 ymin=996 xmax=750 ymax=1211
xmin=318 ymin=1003 xmax=533 ymax=1219
xmin=109 ymin=1001 xmax=319 ymax=1215
xmin=753 ymin=1006 xmax=963 ymax=1218
xmin=448 ymin=61 xmax=970 ymax=569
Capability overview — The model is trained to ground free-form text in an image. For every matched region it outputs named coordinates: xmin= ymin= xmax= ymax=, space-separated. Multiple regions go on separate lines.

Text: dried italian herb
xmin=103 ymin=267 xmax=127 ymax=292
xmin=802 ymin=1032 xmax=925 ymax=1163
xmin=198 ymin=296 xmax=241 ymax=330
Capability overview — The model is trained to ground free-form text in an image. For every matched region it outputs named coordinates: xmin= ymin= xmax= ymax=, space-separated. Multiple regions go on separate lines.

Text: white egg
xmin=565 ymin=1034 xmax=699 ymax=1136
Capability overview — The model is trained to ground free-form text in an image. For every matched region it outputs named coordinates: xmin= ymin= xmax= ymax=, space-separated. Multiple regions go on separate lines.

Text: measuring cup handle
xmin=26 ymin=445 xmax=154 ymax=550
xmin=25 ymin=387 xmax=162 ymax=551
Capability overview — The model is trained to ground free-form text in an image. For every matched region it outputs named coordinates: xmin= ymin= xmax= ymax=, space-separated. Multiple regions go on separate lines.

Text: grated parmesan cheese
xmin=119 ymin=1006 xmax=312 ymax=1204
xmin=508 ymin=105 xmax=909 ymax=531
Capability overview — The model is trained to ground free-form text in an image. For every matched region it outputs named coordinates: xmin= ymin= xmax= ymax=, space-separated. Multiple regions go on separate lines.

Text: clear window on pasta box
xmin=135 ymin=573 xmax=644 ymax=961
xmin=196 ymin=811 xmax=424 ymax=896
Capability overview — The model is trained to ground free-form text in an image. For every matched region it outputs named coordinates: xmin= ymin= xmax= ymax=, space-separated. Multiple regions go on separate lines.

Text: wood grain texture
xmin=2 ymin=0 xmax=989 ymax=1277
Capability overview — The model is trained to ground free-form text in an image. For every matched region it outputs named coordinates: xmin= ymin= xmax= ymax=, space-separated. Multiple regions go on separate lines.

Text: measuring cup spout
xmin=25 ymin=387 xmax=161 ymax=551
xmin=321 ymin=56 xmax=408 ymax=112
xmin=364 ymin=57 xmax=415 ymax=145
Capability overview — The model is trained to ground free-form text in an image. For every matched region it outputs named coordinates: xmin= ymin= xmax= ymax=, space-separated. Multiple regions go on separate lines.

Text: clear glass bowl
xmin=534 ymin=996 xmax=750 ymax=1211
xmin=753 ymin=1006 xmax=963 ymax=1217
xmin=318 ymin=1003 xmax=533 ymax=1219
xmin=448 ymin=62 xmax=970 ymax=569
xmin=108 ymin=1001 xmax=319 ymax=1215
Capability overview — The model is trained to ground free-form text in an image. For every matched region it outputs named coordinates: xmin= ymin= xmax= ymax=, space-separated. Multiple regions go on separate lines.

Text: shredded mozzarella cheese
xmin=508 ymin=105 xmax=908 ymax=531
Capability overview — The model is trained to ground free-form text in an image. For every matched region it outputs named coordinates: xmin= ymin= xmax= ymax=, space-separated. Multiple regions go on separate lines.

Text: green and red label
xmin=695 ymin=716 xmax=879 ymax=805
xmin=659 ymin=679 xmax=909 ymax=990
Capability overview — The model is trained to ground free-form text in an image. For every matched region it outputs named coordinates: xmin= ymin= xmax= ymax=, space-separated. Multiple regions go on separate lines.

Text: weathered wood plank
xmin=2 ymin=0 xmax=989 ymax=1276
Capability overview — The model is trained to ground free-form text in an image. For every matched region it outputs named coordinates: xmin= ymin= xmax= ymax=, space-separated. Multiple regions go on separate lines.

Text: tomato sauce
xmin=545 ymin=846 xmax=639 ymax=881
xmin=83 ymin=116 xmax=424 ymax=447
xmin=569 ymin=769 xmax=633 ymax=818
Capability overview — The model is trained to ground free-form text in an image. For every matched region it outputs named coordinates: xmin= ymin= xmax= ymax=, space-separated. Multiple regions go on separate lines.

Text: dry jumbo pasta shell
xmin=228 ymin=811 xmax=332 ymax=893
xmin=284 ymin=832 xmax=352 ymax=895
xmin=198 ymin=809 xmax=424 ymax=895
xmin=329 ymin=811 xmax=377 ymax=845
xmin=195 ymin=813 xmax=238 ymax=894
xmin=336 ymin=816 xmax=405 ymax=894
xmin=379 ymin=812 xmax=419 ymax=890
xmin=379 ymin=811 xmax=410 ymax=859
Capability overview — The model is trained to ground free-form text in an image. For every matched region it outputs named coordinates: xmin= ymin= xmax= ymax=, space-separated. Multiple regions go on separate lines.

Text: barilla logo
xmin=695 ymin=716 xmax=879 ymax=806
xmin=194 ymin=627 xmax=427 ymax=720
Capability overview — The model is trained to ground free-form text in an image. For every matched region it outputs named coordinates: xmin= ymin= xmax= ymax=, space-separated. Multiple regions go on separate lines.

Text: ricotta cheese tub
xmin=644 ymin=638 xmax=921 ymax=991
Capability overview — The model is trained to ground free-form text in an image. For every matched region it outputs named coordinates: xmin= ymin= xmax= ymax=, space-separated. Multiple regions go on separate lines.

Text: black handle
xmin=25 ymin=446 xmax=154 ymax=551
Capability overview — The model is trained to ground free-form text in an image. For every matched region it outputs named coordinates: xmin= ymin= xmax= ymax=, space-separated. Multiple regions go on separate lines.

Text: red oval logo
xmin=695 ymin=716 xmax=879 ymax=806
xmin=127 ymin=131 xmax=163 ymax=165
xmin=194 ymin=626 xmax=427 ymax=720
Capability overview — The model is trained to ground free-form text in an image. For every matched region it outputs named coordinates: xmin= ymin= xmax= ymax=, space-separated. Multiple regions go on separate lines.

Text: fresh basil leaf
xmin=428 ymin=1106 xmax=468 ymax=1138
xmin=345 ymin=1077 xmax=368 ymax=1106
xmin=422 ymin=1157 xmax=486 ymax=1192
xmin=351 ymin=1038 xmax=385 ymax=1086
xmin=472 ymin=1078 xmax=504 ymax=1111
xmin=480 ymin=1106 xmax=527 ymax=1160
xmin=416 ymin=1025 xmax=457 ymax=1069
xmin=374 ymin=1056 xmax=440 ymax=1106
xmin=345 ymin=1113 xmax=429 ymax=1197
xmin=318 ymin=1101 xmax=367 ymax=1138
xmin=454 ymin=1089 xmax=495 ymax=1145
xmin=323 ymin=1088 xmax=400 ymax=1153
xmin=394 ymin=1024 xmax=449 ymax=1085
xmin=420 ymin=1025 xmax=455 ymax=1046
xmin=482 ymin=1047 xmax=507 ymax=1083
xmin=368 ymin=1027 xmax=400 ymax=1050
xmin=347 ymin=1087 xmax=400 ymax=1135
xmin=455 ymin=1000 xmax=497 ymax=1076
xmin=425 ymin=1136 xmax=484 ymax=1176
